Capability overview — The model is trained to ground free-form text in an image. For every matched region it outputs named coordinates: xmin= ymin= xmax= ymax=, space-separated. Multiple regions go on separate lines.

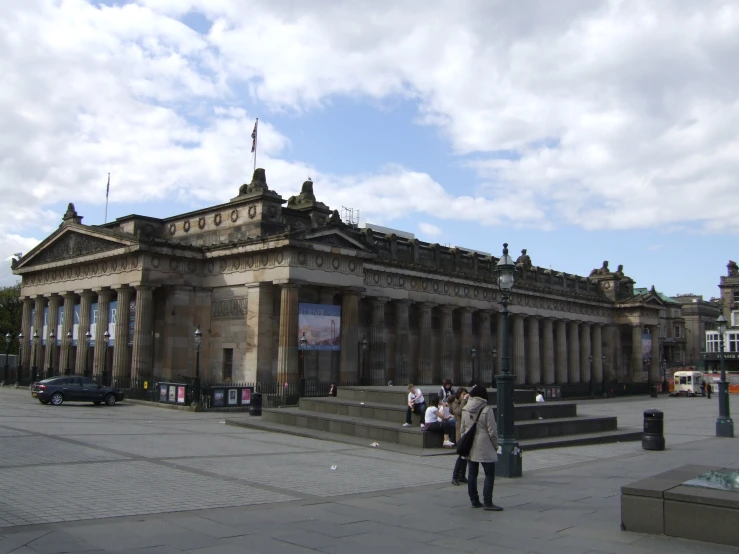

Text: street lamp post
xmin=601 ymin=354 xmax=606 ymax=396
xmin=84 ymin=329 xmax=92 ymax=378
xmin=470 ymin=346 xmax=477 ymax=387
xmin=359 ymin=335 xmax=369 ymax=385
xmin=588 ymin=354 xmax=593 ymax=397
xmin=65 ymin=330 xmax=73 ymax=375
xmin=102 ymin=330 xmax=110 ymax=386
xmin=299 ymin=332 xmax=307 ymax=397
xmin=494 ymin=243 xmax=522 ymax=478
xmin=32 ymin=330 xmax=39 ymax=383
xmin=193 ymin=325 xmax=202 ymax=406
xmin=3 ymin=332 xmax=10 ymax=386
xmin=47 ymin=330 xmax=55 ymax=378
xmin=492 ymin=347 xmax=497 ymax=388
xmin=16 ymin=332 xmax=24 ymax=387
xmin=661 ymin=359 xmax=668 ymax=393
xmin=714 ymin=315 xmax=734 ymax=438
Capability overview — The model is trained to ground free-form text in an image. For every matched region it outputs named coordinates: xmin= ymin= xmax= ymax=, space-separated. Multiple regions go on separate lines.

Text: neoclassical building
xmin=12 ymin=169 xmax=672 ymax=391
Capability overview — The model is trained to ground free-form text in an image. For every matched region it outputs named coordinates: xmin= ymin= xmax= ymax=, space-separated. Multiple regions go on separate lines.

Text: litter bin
xmin=642 ymin=409 xmax=665 ymax=451
xmin=249 ymin=392 xmax=263 ymax=416
xmin=650 ymin=385 xmax=658 ymax=398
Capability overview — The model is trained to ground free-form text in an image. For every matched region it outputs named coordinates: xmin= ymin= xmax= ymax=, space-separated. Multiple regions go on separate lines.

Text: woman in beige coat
xmin=460 ymin=385 xmax=502 ymax=511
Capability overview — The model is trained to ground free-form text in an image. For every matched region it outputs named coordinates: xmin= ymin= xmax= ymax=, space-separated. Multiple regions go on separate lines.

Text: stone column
xmin=541 ymin=318 xmax=555 ymax=384
xmin=75 ymin=290 xmax=94 ymax=375
xmin=60 ymin=293 xmax=75 ymax=374
xmin=568 ymin=321 xmax=580 ymax=383
xmin=130 ymin=286 xmax=154 ymax=384
xmin=276 ymin=284 xmax=299 ymax=384
xmin=631 ymin=325 xmax=643 ymax=381
xmin=394 ymin=300 xmax=411 ymax=386
xmin=93 ymin=289 xmax=112 ymax=377
xmin=21 ymin=298 xmax=33 ymax=376
xmin=556 ymin=320 xmax=568 ymax=384
xmin=246 ymin=283 xmax=275 ymax=383
xmin=44 ymin=295 xmax=61 ymax=375
xmin=440 ymin=305 xmax=454 ymax=382
xmin=339 ymin=290 xmax=360 ymax=383
xmin=460 ymin=308 xmax=474 ymax=385
xmin=478 ymin=310 xmax=493 ymax=387
xmin=603 ymin=325 xmax=615 ymax=383
xmin=527 ymin=316 xmax=541 ymax=384
xmin=580 ymin=322 xmax=592 ymax=386
xmin=650 ymin=325 xmax=660 ymax=383
xmin=418 ymin=303 xmax=434 ymax=384
xmin=112 ymin=287 xmax=132 ymax=384
xmin=32 ymin=296 xmax=45 ymax=378
xmin=592 ymin=324 xmax=604 ymax=386
xmin=317 ymin=288 xmax=336 ymax=383
xmin=613 ymin=326 xmax=623 ymax=380
xmin=369 ymin=297 xmax=388 ymax=385
xmin=512 ymin=313 xmax=526 ymax=384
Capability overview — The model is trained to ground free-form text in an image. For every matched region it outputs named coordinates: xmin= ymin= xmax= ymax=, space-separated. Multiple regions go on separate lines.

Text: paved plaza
xmin=0 ymin=388 xmax=738 ymax=553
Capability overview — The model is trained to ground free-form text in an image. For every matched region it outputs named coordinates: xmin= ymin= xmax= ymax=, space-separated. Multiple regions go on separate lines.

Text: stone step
xmin=299 ymin=397 xmax=578 ymax=424
xmin=261 ymin=408 xmax=619 ymax=447
xmin=518 ymin=429 xmax=643 ymax=451
xmin=337 ymin=385 xmax=536 ymax=405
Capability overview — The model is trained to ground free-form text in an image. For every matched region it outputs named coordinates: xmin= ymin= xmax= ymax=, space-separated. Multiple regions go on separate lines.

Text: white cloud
xmin=1 ymin=0 xmax=739 ymax=288
xmin=418 ymin=222 xmax=442 ymax=238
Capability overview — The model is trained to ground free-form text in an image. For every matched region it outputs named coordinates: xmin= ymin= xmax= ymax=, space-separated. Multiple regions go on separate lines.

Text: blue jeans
xmin=406 ymin=402 xmax=426 ymax=424
xmin=468 ymin=461 xmax=496 ymax=505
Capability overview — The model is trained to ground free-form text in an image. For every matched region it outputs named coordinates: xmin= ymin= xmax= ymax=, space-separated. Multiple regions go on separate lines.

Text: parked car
xmin=31 ymin=376 xmax=124 ymax=406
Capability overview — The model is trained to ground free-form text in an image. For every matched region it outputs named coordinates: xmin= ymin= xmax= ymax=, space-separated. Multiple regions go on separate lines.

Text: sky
xmin=1 ymin=0 xmax=738 ymax=300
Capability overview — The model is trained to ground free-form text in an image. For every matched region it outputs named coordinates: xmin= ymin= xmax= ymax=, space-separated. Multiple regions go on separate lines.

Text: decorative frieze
xmin=212 ymin=298 xmax=247 ymax=319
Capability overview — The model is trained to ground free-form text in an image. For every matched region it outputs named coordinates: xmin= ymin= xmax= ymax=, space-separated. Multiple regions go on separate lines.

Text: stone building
xmin=672 ymin=294 xmax=720 ymax=368
xmin=704 ymin=261 xmax=739 ymax=373
xmin=11 ymin=169 xmax=674 ymax=392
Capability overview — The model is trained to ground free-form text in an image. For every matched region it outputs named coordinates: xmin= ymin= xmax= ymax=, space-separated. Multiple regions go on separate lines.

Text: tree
xmin=0 ymin=282 xmax=22 ymax=355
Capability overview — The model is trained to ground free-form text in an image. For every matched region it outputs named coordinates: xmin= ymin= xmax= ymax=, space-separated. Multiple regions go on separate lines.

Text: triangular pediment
xmin=17 ymin=227 xmax=135 ymax=269
xmin=302 ymin=229 xmax=368 ymax=251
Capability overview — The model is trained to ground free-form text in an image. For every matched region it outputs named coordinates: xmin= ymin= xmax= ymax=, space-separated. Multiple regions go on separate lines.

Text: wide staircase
xmin=227 ymin=386 xmax=640 ymax=452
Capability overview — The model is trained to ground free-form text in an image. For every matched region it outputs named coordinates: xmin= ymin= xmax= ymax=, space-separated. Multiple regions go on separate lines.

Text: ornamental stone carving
xmin=230 ymin=210 xmax=239 ymax=223
xmin=214 ymin=213 xmax=222 ymax=226
xmin=198 ymin=217 xmax=206 ymax=230
xmin=183 ymin=220 xmax=191 ymax=233
xmin=26 ymin=232 xmax=123 ymax=266
xmin=212 ymin=298 xmax=247 ymax=319
xmin=248 ymin=205 xmax=257 ymax=219
xmin=308 ymin=233 xmax=358 ymax=249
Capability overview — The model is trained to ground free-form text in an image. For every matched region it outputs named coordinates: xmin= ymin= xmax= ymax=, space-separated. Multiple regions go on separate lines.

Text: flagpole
xmin=253 ymin=118 xmax=258 ymax=173
xmin=104 ymin=173 xmax=110 ymax=224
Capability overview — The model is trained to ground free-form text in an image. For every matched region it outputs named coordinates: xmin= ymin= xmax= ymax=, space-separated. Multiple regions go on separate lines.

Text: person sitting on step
xmin=439 ymin=378 xmax=455 ymax=403
xmin=424 ymin=396 xmax=456 ymax=447
xmin=403 ymin=384 xmax=427 ymax=427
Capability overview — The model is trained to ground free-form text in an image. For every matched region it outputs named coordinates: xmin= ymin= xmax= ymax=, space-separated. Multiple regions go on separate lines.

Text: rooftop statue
xmin=728 ymin=260 xmax=739 ymax=277
xmin=590 ymin=260 xmax=610 ymax=277
xmin=287 ymin=178 xmax=317 ymax=206
xmin=515 ymin=248 xmax=532 ymax=269
xmin=238 ymin=168 xmax=269 ymax=196
xmin=615 ymin=264 xmax=625 ymax=279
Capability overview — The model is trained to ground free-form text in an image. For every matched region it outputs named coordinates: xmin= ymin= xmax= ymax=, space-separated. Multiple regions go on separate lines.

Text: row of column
xmin=272 ymin=284 xmax=660 ymax=386
xmin=19 ymin=286 xmax=155 ymax=384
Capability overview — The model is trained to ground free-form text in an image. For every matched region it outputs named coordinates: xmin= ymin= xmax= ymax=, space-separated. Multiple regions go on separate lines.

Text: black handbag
xmin=456 ymin=407 xmax=485 ymax=457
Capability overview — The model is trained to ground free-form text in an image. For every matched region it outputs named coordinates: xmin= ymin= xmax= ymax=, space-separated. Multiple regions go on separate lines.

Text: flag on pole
xmin=106 ymin=173 xmax=110 ymax=198
xmin=251 ymin=119 xmax=258 ymax=153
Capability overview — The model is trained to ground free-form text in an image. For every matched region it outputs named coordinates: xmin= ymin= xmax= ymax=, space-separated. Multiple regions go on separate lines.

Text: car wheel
xmin=93 ymin=401 xmax=101 ymax=405
xmin=50 ymin=392 xmax=64 ymax=406
xmin=104 ymin=394 xmax=116 ymax=406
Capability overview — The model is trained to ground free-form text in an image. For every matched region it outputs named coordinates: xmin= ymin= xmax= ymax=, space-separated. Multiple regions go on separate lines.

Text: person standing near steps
xmin=460 ymin=385 xmax=503 ymax=511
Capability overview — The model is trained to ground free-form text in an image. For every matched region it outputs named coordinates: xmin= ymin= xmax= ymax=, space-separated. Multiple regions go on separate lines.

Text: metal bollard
xmin=642 ymin=409 xmax=665 ymax=451
xmin=249 ymin=392 xmax=263 ymax=416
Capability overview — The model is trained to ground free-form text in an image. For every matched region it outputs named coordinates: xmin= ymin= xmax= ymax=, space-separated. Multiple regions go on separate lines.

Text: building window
xmin=732 ymin=311 xmax=739 ymax=327
xmin=728 ymin=333 xmax=739 ymax=353
xmin=706 ymin=332 xmax=720 ymax=353
xmin=674 ymin=326 xmax=680 ymax=338
xmin=734 ymin=291 xmax=739 ymax=303
xmin=222 ymin=348 xmax=233 ymax=382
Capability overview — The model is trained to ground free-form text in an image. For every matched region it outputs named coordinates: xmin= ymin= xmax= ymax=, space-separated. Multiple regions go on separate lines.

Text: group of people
xmin=404 ymin=380 xmax=504 ymax=511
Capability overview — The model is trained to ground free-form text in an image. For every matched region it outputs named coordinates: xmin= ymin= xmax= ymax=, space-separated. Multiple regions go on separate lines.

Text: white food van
xmin=673 ymin=370 xmax=704 ymax=396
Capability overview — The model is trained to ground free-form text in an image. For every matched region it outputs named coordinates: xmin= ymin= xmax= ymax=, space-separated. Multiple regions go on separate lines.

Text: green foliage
xmin=0 ymin=282 xmax=22 ymax=354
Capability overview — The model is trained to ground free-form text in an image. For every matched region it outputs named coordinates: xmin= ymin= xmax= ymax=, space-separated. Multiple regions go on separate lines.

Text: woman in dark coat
xmin=450 ymin=388 xmax=468 ymax=485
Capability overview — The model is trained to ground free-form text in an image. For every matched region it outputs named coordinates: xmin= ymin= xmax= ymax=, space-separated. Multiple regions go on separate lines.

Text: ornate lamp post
xmin=16 ymin=331 xmax=24 ymax=387
xmin=3 ymin=332 xmax=10 ymax=386
xmin=492 ymin=347 xmax=497 ymax=387
xmin=714 ymin=315 xmax=734 ymax=438
xmin=64 ymin=330 xmax=73 ymax=375
xmin=298 ymin=332 xmax=307 ymax=397
xmin=588 ymin=354 xmax=593 ymax=397
xmin=31 ymin=330 xmax=39 ymax=383
xmin=193 ymin=325 xmax=202 ymax=405
xmin=601 ymin=354 xmax=606 ymax=396
xmin=47 ymin=330 xmax=55 ymax=378
xmin=84 ymin=329 xmax=92 ymax=378
xmin=361 ymin=335 xmax=369 ymax=385
xmin=494 ymin=243 xmax=522 ymax=478
xmin=102 ymin=330 xmax=110 ymax=386
xmin=470 ymin=346 xmax=477 ymax=387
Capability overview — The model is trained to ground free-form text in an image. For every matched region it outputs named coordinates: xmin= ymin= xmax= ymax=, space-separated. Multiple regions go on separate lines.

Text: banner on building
xmin=298 ymin=303 xmax=341 ymax=351
xmin=642 ymin=333 xmax=652 ymax=367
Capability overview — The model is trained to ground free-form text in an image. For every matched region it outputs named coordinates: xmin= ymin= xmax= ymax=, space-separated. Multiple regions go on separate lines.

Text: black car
xmin=31 ymin=376 xmax=125 ymax=406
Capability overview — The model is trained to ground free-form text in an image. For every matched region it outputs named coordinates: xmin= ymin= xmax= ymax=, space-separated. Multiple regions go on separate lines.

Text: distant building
xmin=672 ymin=294 xmax=720 ymax=369
xmin=704 ymin=261 xmax=739 ymax=373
